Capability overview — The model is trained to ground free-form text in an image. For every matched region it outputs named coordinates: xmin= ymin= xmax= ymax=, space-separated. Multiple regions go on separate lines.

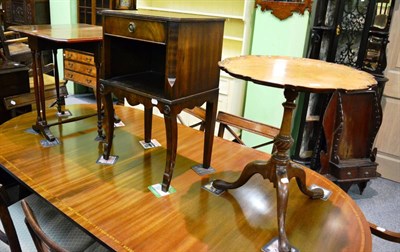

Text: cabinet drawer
xmin=64 ymin=50 xmax=95 ymax=65
xmin=64 ymin=70 xmax=96 ymax=89
xmin=104 ymin=16 xmax=166 ymax=43
xmin=358 ymin=167 xmax=376 ymax=178
xmin=335 ymin=167 xmax=359 ymax=180
xmin=65 ymin=60 xmax=96 ymax=77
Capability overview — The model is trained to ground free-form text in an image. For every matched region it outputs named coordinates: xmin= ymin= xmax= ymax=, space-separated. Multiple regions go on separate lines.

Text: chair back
xmin=21 ymin=199 xmax=67 ymax=252
xmin=216 ymin=111 xmax=279 ymax=149
xmin=0 ymin=184 xmax=22 ymax=252
xmin=369 ymin=222 xmax=400 ymax=243
xmin=183 ymin=107 xmax=280 ymax=150
xmin=0 ymin=9 xmax=31 ymax=65
xmin=181 ymin=107 xmax=207 ymax=130
xmin=373 ymin=0 xmax=391 ymax=29
xmin=2 ymin=184 xmax=106 ymax=252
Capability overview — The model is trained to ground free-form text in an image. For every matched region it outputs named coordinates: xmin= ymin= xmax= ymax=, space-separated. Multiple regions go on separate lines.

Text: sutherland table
xmin=100 ymin=10 xmax=225 ymax=192
xmin=0 ymin=104 xmax=372 ymax=252
xmin=213 ymin=55 xmax=377 ymax=252
xmin=8 ymin=24 xmax=103 ymax=141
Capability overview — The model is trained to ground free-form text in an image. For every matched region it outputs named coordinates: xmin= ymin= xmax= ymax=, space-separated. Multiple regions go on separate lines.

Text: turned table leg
xmin=94 ymin=43 xmax=105 ymax=141
xmin=213 ymin=88 xmax=324 ymax=251
xmin=31 ymin=50 xmax=56 ymax=141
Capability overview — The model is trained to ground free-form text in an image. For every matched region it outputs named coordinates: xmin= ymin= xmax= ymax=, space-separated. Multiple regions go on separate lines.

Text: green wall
xmin=49 ymin=0 xmax=77 ymax=24
xmin=49 ymin=0 xmax=77 ymax=94
xmin=242 ymin=9 xmax=312 ymax=153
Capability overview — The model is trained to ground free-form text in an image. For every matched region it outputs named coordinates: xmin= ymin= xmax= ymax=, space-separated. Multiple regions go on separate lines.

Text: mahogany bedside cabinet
xmin=100 ymin=10 xmax=225 ymax=192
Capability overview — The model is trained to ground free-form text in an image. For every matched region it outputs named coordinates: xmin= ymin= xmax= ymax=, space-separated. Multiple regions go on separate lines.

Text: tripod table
xmin=213 ymin=55 xmax=377 ymax=252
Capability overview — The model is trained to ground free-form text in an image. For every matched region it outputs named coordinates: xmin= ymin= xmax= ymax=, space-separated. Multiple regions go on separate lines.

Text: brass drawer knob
xmin=128 ymin=22 xmax=136 ymax=33
xmin=10 ymin=100 xmax=16 ymax=106
xmin=336 ymin=25 xmax=341 ymax=36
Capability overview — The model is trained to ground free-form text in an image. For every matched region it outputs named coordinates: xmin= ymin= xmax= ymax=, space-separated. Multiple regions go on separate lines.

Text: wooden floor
xmin=0 ymin=104 xmax=371 ymax=252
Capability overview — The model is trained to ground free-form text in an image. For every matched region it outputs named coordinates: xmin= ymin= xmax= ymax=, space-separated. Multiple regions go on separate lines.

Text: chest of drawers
xmin=64 ymin=49 xmax=96 ymax=90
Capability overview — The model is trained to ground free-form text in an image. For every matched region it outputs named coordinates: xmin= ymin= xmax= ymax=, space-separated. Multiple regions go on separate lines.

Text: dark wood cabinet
xmin=78 ymin=0 xmax=115 ymax=25
xmin=1 ymin=0 xmax=50 ymax=124
xmin=0 ymin=61 xmax=30 ymax=124
xmin=2 ymin=0 xmax=50 ymax=27
xmin=292 ymin=0 xmax=396 ymax=192
xmin=100 ymin=10 xmax=225 ymax=192
xmin=319 ymin=90 xmax=382 ymax=193
xmin=308 ymin=0 xmax=395 ymax=69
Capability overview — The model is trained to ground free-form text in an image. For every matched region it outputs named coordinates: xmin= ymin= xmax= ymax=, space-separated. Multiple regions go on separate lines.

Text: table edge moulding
xmin=213 ymin=55 xmax=377 ymax=252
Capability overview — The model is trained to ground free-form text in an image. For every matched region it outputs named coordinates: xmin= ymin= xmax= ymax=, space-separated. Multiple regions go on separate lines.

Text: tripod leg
xmin=213 ymin=160 xmax=270 ymax=190
xmin=288 ymin=161 xmax=324 ymax=199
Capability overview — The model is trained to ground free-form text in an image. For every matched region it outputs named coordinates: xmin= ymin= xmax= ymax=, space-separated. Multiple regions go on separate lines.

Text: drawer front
xmin=65 ymin=60 xmax=96 ymax=77
xmin=359 ymin=167 xmax=377 ymax=178
xmin=64 ymin=70 xmax=96 ymax=89
xmin=104 ymin=16 xmax=167 ymax=43
xmin=64 ymin=50 xmax=95 ymax=65
xmin=336 ymin=167 xmax=359 ymax=180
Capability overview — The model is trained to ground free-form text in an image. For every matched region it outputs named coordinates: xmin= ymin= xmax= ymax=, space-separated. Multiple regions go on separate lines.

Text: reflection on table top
xmin=8 ymin=24 xmax=102 ymax=43
xmin=0 ymin=104 xmax=371 ymax=251
xmin=219 ymin=55 xmax=377 ymax=92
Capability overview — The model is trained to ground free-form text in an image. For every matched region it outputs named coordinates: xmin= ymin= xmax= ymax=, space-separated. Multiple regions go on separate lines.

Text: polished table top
xmin=8 ymin=24 xmax=102 ymax=43
xmin=219 ymin=55 xmax=377 ymax=92
xmin=0 ymin=104 xmax=371 ymax=251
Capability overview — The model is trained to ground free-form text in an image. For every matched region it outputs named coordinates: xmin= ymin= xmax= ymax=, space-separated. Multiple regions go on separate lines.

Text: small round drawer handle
xmin=347 ymin=172 xmax=352 ymax=176
xmin=128 ymin=22 xmax=136 ymax=33
xmin=10 ymin=100 xmax=17 ymax=106
xmin=365 ymin=171 xmax=369 ymax=175
xmin=86 ymin=79 xmax=92 ymax=84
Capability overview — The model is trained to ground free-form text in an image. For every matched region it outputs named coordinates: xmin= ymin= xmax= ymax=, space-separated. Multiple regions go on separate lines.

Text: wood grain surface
xmin=8 ymin=24 xmax=102 ymax=43
xmin=0 ymin=104 xmax=371 ymax=251
xmin=219 ymin=55 xmax=377 ymax=93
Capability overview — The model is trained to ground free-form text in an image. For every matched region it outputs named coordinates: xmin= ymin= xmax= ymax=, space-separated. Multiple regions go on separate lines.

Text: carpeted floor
xmin=348 ymin=177 xmax=400 ymax=252
xmin=65 ymin=93 xmax=96 ymax=105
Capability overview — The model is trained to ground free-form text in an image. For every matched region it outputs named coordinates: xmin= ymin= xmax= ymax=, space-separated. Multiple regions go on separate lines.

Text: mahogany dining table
xmin=0 ymin=104 xmax=372 ymax=251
